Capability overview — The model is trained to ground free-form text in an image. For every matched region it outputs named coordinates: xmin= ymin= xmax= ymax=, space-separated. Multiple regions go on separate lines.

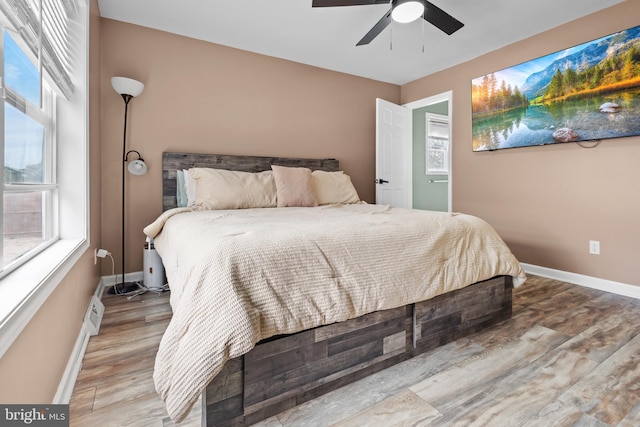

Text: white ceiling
xmin=97 ymin=0 xmax=624 ymax=85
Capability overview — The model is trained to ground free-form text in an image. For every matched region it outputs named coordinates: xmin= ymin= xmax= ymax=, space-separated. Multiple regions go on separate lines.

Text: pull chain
xmin=421 ymin=14 xmax=425 ymax=53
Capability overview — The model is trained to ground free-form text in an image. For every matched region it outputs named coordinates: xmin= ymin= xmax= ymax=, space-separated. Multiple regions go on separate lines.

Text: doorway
xmin=405 ymin=91 xmax=452 ymax=212
xmin=413 ymin=107 xmax=449 ymax=211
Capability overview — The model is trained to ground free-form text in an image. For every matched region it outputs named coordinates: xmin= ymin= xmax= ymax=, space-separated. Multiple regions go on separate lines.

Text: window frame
xmin=0 ymin=43 xmax=59 ymax=275
xmin=425 ymin=112 xmax=450 ymax=175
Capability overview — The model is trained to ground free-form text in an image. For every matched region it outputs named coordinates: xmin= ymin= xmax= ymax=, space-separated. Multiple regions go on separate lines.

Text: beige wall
xmin=100 ymin=19 xmax=399 ymax=275
xmin=0 ymin=0 xmax=103 ymax=403
xmin=402 ymin=1 xmax=640 ymax=286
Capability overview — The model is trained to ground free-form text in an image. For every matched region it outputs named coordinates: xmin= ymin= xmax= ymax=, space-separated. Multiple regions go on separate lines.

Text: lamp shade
xmin=111 ymin=76 xmax=144 ymax=97
xmin=127 ymin=159 xmax=148 ymax=176
xmin=391 ymin=0 xmax=425 ymax=23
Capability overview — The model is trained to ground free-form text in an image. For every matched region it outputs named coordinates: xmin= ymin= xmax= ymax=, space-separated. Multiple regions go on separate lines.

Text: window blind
xmin=0 ymin=0 xmax=80 ymax=99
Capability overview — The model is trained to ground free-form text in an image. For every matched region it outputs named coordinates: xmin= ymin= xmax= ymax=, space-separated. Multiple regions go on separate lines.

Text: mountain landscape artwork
xmin=472 ymin=24 xmax=640 ymax=151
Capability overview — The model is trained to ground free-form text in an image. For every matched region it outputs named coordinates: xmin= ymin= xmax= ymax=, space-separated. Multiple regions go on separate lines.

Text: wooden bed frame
xmin=161 ymin=152 xmax=513 ymax=427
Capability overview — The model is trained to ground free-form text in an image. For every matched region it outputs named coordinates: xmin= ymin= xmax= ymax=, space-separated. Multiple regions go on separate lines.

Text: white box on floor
xmin=144 ymin=237 xmax=166 ymax=290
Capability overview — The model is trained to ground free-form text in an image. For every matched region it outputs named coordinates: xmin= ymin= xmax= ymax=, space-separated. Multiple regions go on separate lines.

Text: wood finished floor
xmin=69 ymin=275 xmax=640 ymax=426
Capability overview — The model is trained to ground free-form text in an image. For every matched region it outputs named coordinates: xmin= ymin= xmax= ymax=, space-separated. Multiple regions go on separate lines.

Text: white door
xmin=375 ymin=98 xmax=411 ymax=208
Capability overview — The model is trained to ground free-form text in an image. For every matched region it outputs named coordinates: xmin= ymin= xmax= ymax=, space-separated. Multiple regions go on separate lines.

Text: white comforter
xmin=144 ymin=204 xmax=526 ymax=422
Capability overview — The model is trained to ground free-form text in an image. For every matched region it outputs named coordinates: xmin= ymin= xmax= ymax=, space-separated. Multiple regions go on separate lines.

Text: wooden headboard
xmin=162 ymin=152 xmax=340 ymax=211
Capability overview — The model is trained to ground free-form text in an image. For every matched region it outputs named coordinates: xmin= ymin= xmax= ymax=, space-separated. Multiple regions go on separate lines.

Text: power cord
xmin=126 ymin=282 xmax=170 ymax=301
xmin=98 ymin=250 xmax=143 ymax=297
xmin=96 ymin=248 xmax=170 ymax=300
xmin=105 ymin=252 xmax=115 ymax=277
xmin=576 ymin=139 xmax=602 ymax=148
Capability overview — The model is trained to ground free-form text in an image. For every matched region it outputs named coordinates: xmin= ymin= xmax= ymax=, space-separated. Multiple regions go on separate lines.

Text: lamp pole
xmin=109 ymin=76 xmax=145 ymax=295
xmin=118 ymin=94 xmax=136 ymax=293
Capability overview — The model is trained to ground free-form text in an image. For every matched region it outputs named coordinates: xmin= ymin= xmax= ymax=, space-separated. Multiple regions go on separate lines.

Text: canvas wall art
xmin=472 ymin=24 xmax=640 ymax=151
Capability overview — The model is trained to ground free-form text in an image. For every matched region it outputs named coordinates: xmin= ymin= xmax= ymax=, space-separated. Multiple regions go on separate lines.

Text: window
xmin=0 ymin=0 xmax=80 ymax=277
xmin=425 ymin=113 xmax=450 ymax=175
xmin=1 ymin=29 xmax=57 ymax=273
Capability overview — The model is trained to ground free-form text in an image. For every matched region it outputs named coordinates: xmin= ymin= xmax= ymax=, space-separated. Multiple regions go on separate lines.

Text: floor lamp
xmin=109 ymin=76 xmax=146 ymax=295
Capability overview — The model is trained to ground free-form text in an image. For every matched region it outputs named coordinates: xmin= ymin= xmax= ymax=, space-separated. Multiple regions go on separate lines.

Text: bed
xmin=146 ymin=152 xmax=526 ymax=426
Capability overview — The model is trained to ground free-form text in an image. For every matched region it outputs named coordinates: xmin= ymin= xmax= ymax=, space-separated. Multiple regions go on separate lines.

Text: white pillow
xmin=311 ymin=170 xmax=360 ymax=205
xmin=189 ymin=168 xmax=276 ymax=209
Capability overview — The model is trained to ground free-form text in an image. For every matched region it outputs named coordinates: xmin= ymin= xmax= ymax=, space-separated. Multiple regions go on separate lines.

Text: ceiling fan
xmin=312 ymin=0 xmax=464 ymax=46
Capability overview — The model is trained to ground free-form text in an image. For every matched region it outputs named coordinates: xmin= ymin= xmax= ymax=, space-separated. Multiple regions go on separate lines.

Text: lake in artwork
xmin=472 ymin=25 xmax=640 ymax=151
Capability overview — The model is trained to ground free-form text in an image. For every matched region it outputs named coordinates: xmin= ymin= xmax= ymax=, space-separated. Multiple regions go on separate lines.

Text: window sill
xmin=0 ymin=238 xmax=88 ymax=358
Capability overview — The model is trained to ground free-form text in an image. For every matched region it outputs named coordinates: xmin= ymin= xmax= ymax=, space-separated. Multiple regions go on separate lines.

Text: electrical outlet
xmin=94 ymin=248 xmax=110 ymax=265
xmin=589 ymin=240 xmax=600 ymax=255
xmin=97 ymin=249 xmax=109 ymax=258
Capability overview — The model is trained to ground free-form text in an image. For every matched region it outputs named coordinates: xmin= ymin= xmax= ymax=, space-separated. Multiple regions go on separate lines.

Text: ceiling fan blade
xmin=312 ymin=0 xmax=389 ymax=6
xmin=357 ymin=9 xmax=392 ymax=46
xmin=423 ymin=0 xmax=464 ymax=35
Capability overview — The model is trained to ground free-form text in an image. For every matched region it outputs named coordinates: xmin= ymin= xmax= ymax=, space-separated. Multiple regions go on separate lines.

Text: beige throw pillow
xmin=271 ymin=165 xmax=318 ymax=207
xmin=311 ymin=170 xmax=360 ymax=205
xmin=189 ymin=168 xmax=276 ymax=209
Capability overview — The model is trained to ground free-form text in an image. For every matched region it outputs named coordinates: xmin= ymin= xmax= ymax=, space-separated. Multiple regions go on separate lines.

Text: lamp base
xmin=108 ymin=281 xmax=141 ymax=295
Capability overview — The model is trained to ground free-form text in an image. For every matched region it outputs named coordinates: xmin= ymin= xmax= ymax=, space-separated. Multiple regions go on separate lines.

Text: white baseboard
xmin=101 ymin=271 xmax=144 ymax=288
xmin=53 ymin=324 xmax=91 ymax=404
xmin=55 ymin=271 xmax=144 ymax=403
xmin=53 ymin=274 xmax=111 ymax=404
xmin=521 ymin=263 xmax=640 ymax=300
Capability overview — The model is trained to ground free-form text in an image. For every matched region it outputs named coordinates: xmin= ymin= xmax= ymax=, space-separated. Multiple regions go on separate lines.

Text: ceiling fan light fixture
xmin=391 ymin=0 xmax=425 ymax=24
